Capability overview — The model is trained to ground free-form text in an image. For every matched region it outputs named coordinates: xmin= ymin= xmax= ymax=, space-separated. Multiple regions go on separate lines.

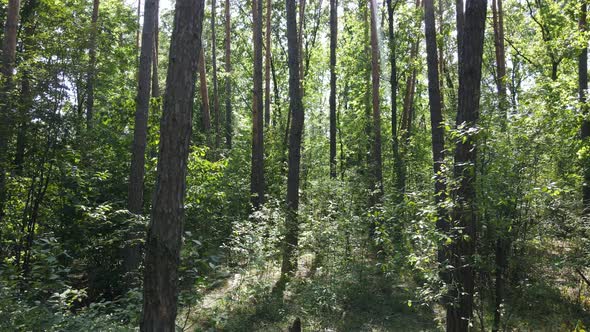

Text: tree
xmin=264 ymin=0 xmax=272 ymax=128
xmin=151 ymin=0 xmax=160 ymax=98
xmin=447 ymin=0 xmax=487 ymax=330
xmin=251 ymin=0 xmax=265 ymax=210
xmin=279 ymin=0 xmax=304 ymax=287
xmin=424 ymin=0 xmax=448 ymax=280
xmin=368 ymin=0 xmax=383 ymax=203
xmin=85 ymin=0 xmax=100 ymax=128
xmin=199 ymin=48 xmax=212 ymax=137
xmin=212 ymin=0 xmax=221 ymax=149
xmin=0 ymin=0 xmax=21 ymax=222
xmin=329 ymin=0 xmax=337 ymax=179
xmin=126 ymin=0 xmax=158 ymax=273
xmin=140 ymin=0 xmax=205 ymax=329
xmin=224 ymin=0 xmax=232 ymax=148
xmin=580 ymin=0 xmax=589 ymax=216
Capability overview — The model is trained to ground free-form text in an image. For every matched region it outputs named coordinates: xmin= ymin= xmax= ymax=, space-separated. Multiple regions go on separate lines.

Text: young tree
xmin=211 ymin=0 xmax=221 ymax=149
xmin=447 ymin=0 xmax=487 ymax=330
xmin=86 ymin=0 xmax=100 ymax=128
xmin=264 ymin=0 xmax=272 ymax=127
xmin=424 ymin=0 xmax=448 ymax=275
xmin=224 ymin=0 xmax=232 ymax=148
xmin=251 ymin=0 xmax=265 ymax=209
xmin=126 ymin=0 xmax=158 ymax=273
xmin=580 ymin=0 xmax=589 ymax=216
xmin=279 ymin=0 xmax=304 ymax=287
xmin=0 ymin=0 xmax=22 ymax=222
xmin=369 ymin=0 xmax=383 ymax=203
xmin=140 ymin=0 xmax=205 ymax=329
xmin=199 ymin=48 xmax=212 ymax=136
xmin=329 ymin=0 xmax=337 ymax=179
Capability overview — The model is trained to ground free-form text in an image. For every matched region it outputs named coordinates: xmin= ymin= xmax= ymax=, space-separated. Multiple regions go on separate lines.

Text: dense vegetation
xmin=1 ymin=0 xmax=590 ymax=330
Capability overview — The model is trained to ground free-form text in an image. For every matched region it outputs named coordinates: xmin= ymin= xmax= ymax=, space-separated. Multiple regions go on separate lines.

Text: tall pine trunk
xmin=580 ymin=0 xmax=590 ymax=215
xmin=264 ymin=0 xmax=272 ymax=127
xmin=251 ymin=0 xmax=265 ymax=209
xmin=447 ymin=0 xmax=487 ymax=330
xmin=0 ymin=0 xmax=22 ymax=222
xmin=424 ymin=0 xmax=449 ymax=279
xmin=329 ymin=0 xmax=337 ymax=178
xmin=279 ymin=0 xmax=304 ymax=288
xmin=86 ymin=0 xmax=100 ymax=128
xmin=151 ymin=0 xmax=160 ymax=98
xmin=224 ymin=0 xmax=232 ymax=148
xmin=140 ymin=0 xmax=204 ymax=329
xmin=369 ymin=0 xmax=383 ymax=204
xmin=212 ymin=0 xmax=221 ymax=149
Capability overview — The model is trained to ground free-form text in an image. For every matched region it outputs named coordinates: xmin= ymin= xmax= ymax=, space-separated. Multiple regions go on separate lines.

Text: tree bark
xmin=86 ymin=0 xmax=100 ymax=128
xmin=251 ymin=0 xmax=265 ymax=209
xmin=264 ymin=0 xmax=272 ymax=127
xmin=126 ymin=0 xmax=158 ymax=273
xmin=329 ymin=0 xmax=337 ymax=179
xmin=369 ymin=0 xmax=383 ymax=203
xmin=212 ymin=0 xmax=221 ymax=149
xmin=151 ymin=0 xmax=160 ymax=98
xmin=199 ymin=48 xmax=212 ymax=137
xmin=580 ymin=0 xmax=590 ymax=215
xmin=224 ymin=0 xmax=232 ymax=148
xmin=447 ymin=0 xmax=487 ymax=330
xmin=0 ymin=0 xmax=22 ymax=222
xmin=140 ymin=0 xmax=204 ymax=329
xmin=425 ymin=0 xmax=450 ymax=305
xmin=279 ymin=0 xmax=304 ymax=287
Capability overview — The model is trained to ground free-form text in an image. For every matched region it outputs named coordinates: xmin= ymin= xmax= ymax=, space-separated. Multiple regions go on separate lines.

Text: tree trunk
xmin=387 ymin=0 xmax=404 ymax=200
xmin=224 ymin=0 xmax=232 ymax=148
xmin=0 ymin=0 xmax=22 ymax=222
xmin=279 ymin=0 xmax=304 ymax=288
xmin=86 ymin=0 xmax=100 ymax=129
xmin=580 ymin=0 xmax=590 ymax=215
xmin=447 ymin=0 xmax=487 ymax=330
xmin=199 ymin=48 xmax=212 ymax=136
xmin=329 ymin=0 xmax=337 ymax=179
xmin=126 ymin=0 xmax=158 ymax=273
xmin=369 ymin=0 xmax=383 ymax=203
xmin=140 ymin=0 xmax=204 ymax=330
xmin=151 ymin=0 xmax=160 ymax=98
xmin=264 ymin=0 xmax=272 ymax=127
xmin=251 ymin=0 xmax=265 ymax=210
xmin=212 ymin=0 xmax=221 ymax=149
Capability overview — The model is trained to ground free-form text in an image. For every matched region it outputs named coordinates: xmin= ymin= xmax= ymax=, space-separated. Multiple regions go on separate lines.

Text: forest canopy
xmin=1 ymin=0 xmax=590 ymax=330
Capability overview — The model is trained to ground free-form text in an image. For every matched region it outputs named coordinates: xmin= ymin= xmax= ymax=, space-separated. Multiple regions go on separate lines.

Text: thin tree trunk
xmin=447 ymin=0 xmax=487 ymax=330
xmin=581 ymin=0 xmax=590 ymax=214
xmin=126 ymin=0 xmax=158 ymax=273
xmin=298 ymin=0 xmax=306 ymax=92
xmin=224 ymin=0 xmax=232 ymax=148
xmin=424 ymin=0 xmax=449 ymax=292
xmin=199 ymin=48 xmax=211 ymax=136
xmin=0 ymin=0 xmax=22 ymax=222
xmin=329 ymin=0 xmax=337 ymax=179
xmin=438 ymin=0 xmax=445 ymax=110
xmin=152 ymin=1 xmax=160 ymax=98
xmin=401 ymin=39 xmax=418 ymax=143
xmin=140 ymin=0 xmax=204 ymax=330
xmin=86 ymin=0 xmax=100 ymax=128
xmin=251 ymin=0 xmax=265 ymax=209
xmin=278 ymin=0 xmax=304 ymax=289
xmin=264 ymin=0 xmax=272 ymax=127
xmin=369 ymin=0 xmax=383 ymax=204
xmin=212 ymin=0 xmax=221 ymax=149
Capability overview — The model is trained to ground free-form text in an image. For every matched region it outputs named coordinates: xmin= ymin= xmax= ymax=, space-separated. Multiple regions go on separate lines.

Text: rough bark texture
xmin=251 ymin=0 xmax=265 ymax=210
xmin=424 ymin=0 xmax=448 ymax=273
xmin=280 ymin=0 xmax=304 ymax=284
xmin=140 ymin=0 xmax=204 ymax=330
xmin=198 ymin=49 xmax=211 ymax=138
xmin=329 ymin=0 xmax=337 ymax=179
xmin=0 ymin=0 xmax=22 ymax=222
xmin=447 ymin=0 xmax=487 ymax=330
xmin=264 ymin=0 xmax=272 ymax=127
xmin=224 ymin=0 xmax=232 ymax=148
xmin=369 ymin=0 xmax=383 ymax=203
xmin=212 ymin=0 xmax=221 ymax=149
xmin=86 ymin=0 xmax=100 ymax=128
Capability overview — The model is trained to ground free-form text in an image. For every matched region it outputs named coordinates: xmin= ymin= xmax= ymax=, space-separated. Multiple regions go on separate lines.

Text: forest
xmin=1 ymin=0 xmax=590 ymax=330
